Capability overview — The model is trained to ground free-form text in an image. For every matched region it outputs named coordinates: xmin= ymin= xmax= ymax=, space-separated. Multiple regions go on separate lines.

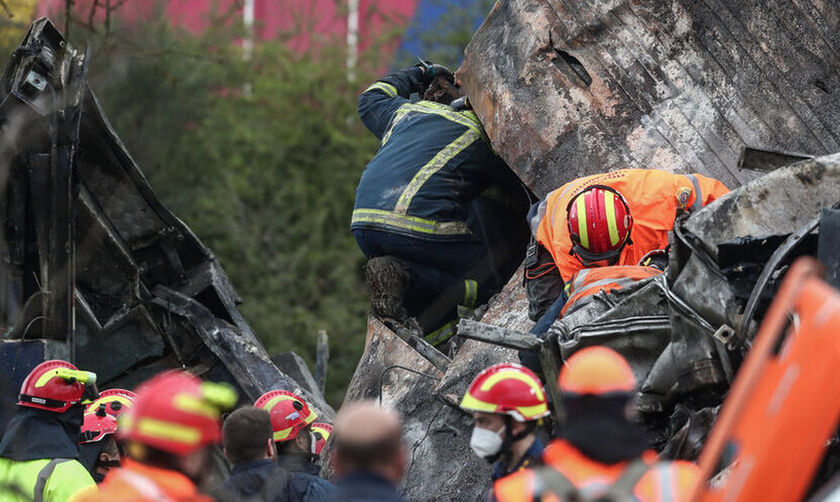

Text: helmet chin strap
xmin=485 ymin=416 xmax=535 ymax=466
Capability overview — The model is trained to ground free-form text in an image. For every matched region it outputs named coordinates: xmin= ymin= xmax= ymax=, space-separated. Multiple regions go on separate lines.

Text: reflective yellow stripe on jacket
xmin=0 ymin=456 xmax=97 ymax=502
xmin=353 ymin=104 xmax=485 ymax=237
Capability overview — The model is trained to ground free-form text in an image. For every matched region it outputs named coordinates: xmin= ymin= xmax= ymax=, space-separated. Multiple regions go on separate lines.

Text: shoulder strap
xmin=33 ymin=458 xmax=71 ymax=502
xmin=595 ymin=459 xmax=652 ymax=502
xmin=532 ymin=465 xmax=581 ymax=501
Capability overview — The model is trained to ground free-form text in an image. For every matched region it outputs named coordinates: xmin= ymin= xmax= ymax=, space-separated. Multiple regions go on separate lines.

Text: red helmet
xmin=254 ymin=390 xmax=317 ymax=442
xmin=567 ymin=185 xmax=633 ymax=265
xmin=559 ymin=346 xmax=636 ymax=396
xmin=118 ymin=371 xmax=237 ymax=456
xmin=85 ymin=389 xmax=137 ymax=418
xmin=18 ymin=360 xmax=97 ymax=413
xmin=311 ymin=422 xmax=332 ymax=456
xmin=79 ymin=404 xmax=119 ymax=444
xmin=460 ymin=363 xmax=549 ymax=422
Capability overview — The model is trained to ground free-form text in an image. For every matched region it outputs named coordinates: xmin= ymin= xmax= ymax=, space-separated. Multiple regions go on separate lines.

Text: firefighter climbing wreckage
xmin=3 ymin=4 xmax=840 ymax=501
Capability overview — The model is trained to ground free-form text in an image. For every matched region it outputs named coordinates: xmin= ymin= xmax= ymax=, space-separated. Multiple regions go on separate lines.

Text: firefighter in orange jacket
xmin=524 ymin=169 xmax=729 ymax=325
xmin=493 ymin=346 xmax=700 ymax=502
xmin=75 ymin=371 xmax=237 ymax=502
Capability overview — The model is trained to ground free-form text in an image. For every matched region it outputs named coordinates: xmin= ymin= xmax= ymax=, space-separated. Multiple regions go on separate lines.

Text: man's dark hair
xmin=223 ymin=406 xmax=272 ymax=465
xmin=334 ymin=429 xmax=403 ymax=472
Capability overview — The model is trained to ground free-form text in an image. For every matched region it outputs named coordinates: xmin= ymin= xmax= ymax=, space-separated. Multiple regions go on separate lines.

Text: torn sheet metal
xmin=459 ymin=0 xmax=840 ymax=196
xmin=0 ymin=19 xmax=332 ymax=416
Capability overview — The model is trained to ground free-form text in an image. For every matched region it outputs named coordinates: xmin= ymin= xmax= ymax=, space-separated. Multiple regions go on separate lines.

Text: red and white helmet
xmin=18 ymin=360 xmax=97 ymax=413
xmin=84 ymin=388 xmax=137 ymax=418
xmin=567 ymin=185 xmax=633 ymax=265
xmin=460 ymin=363 xmax=549 ymax=422
xmin=118 ymin=371 xmax=237 ymax=456
xmin=311 ymin=422 xmax=332 ymax=456
xmin=254 ymin=390 xmax=317 ymax=442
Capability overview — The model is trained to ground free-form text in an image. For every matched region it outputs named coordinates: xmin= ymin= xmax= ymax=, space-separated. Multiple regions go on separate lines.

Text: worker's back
xmin=534 ymin=168 xmax=728 ymax=281
xmin=494 ymin=440 xmax=699 ymax=502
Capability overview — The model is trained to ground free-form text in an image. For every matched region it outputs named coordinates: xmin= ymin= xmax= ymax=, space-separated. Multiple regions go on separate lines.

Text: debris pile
xmin=342 ymin=0 xmax=840 ymax=500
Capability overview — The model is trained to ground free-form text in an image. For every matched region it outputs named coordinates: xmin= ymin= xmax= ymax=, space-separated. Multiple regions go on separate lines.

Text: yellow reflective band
xmin=261 ymin=394 xmax=317 ymax=424
xmin=381 ymin=107 xmax=412 ymax=146
xmin=311 ymin=425 xmax=331 ymax=439
xmin=575 ymin=196 xmax=589 ymax=249
xmin=174 ymin=393 xmax=220 ymax=420
xmin=406 ymin=102 xmax=486 ymax=139
xmin=273 ymin=426 xmax=294 ymax=442
xmin=460 ymin=392 xmax=499 ymax=413
xmin=137 ymin=418 xmax=201 ymax=445
xmin=604 ymin=192 xmax=620 ymax=247
xmin=464 ymin=280 xmax=478 ymax=308
xmin=365 ymin=81 xmax=397 ymax=98
xmin=395 ymin=129 xmax=481 ymax=214
xmin=517 ymin=403 xmax=549 ymax=419
xmin=352 ymin=209 xmax=471 ymax=236
xmin=35 ymin=368 xmax=93 ymax=388
xmin=480 ymin=370 xmax=545 ymax=401
xmin=425 ymin=321 xmax=457 ymax=346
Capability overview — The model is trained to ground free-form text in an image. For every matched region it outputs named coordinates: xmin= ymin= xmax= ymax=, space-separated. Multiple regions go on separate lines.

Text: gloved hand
xmin=416 ymin=61 xmax=455 ymax=94
xmin=638 ymin=248 xmax=669 ymax=271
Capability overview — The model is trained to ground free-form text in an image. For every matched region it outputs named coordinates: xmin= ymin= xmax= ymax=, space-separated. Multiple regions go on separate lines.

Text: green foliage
xmin=73 ymin=15 xmax=377 ymax=406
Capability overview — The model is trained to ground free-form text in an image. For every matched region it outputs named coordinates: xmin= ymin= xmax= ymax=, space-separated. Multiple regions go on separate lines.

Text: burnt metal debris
xmin=341 ymin=0 xmax=840 ymax=500
xmin=0 ymin=19 xmax=333 ymax=418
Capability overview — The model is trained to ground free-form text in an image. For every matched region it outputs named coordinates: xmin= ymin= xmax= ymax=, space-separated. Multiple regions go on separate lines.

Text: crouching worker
xmin=76 ymin=371 xmax=237 ymax=502
xmin=328 ymin=401 xmax=407 ymax=502
xmin=255 ymin=390 xmax=334 ymax=502
xmin=494 ymin=347 xmax=700 ymax=501
xmin=460 ymin=363 xmax=549 ymax=482
xmin=525 ymin=169 xmax=728 ymax=330
xmin=78 ymin=389 xmax=137 ymax=483
xmin=214 ymin=406 xmax=290 ymax=502
xmin=353 ymin=62 xmax=530 ymax=347
xmin=0 ymin=360 xmax=99 ymax=502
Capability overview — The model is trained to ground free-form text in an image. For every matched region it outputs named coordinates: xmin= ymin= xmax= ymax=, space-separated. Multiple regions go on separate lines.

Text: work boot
xmin=365 ymin=256 xmax=409 ymax=321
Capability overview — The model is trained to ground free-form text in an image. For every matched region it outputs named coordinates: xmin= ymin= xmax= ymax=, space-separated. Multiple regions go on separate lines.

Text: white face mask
xmin=469 ymin=425 xmax=505 ymax=459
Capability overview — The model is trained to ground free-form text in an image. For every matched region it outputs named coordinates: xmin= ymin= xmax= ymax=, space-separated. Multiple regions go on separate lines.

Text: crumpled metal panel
xmin=684 ymin=153 xmax=840 ymax=259
xmin=0 ymin=19 xmax=332 ymax=416
xmin=459 ymin=0 xmax=840 ymax=196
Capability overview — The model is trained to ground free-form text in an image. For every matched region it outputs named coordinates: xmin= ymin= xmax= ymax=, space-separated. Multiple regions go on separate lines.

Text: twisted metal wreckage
xmin=0 ymin=19 xmax=334 ymax=422
xmin=1 ymin=0 xmax=840 ymax=499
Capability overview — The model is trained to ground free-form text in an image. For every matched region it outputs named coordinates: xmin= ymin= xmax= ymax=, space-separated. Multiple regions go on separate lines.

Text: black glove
xmin=416 ymin=62 xmax=454 ymax=95
xmin=638 ymin=248 xmax=669 ymax=271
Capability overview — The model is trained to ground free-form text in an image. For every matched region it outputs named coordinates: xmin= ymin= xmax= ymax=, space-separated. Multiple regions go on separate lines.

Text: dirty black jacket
xmin=214 ymin=459 xmax=290 ymax=502
xmin=328 ymin=472 xmax=403 ymax=502
xmin=277 ymin=454 xmax=335 ymax=502
xmin=353 ymin=67 xmax=522 ymax=242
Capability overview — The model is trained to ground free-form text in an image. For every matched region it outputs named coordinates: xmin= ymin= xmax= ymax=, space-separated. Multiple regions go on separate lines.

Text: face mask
xmin=469 ymin=426 xmax=504 ymax=459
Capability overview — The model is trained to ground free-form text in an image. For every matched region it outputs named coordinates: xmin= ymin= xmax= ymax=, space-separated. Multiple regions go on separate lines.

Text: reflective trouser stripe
xmin=425 ymin=320 xmax=457 ymax=346
xmin=685 ymin=174 xmax=702 ymax=212
xmin=464 ymin=280 xmax=478 ymax=308
xmin=33 ymin=458 xmax=70 ymax=502
xmin=351 ymin=209 xmax=471 ymax=236
xmin=395 ymin=129 xmax=481 ymax=214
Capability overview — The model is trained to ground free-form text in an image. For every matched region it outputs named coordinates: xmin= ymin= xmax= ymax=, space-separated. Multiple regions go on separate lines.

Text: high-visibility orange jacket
xmin=493 ymin=440 xmax=700 ymax=502
xmin=561 ymin=266 xmax=663 ymax=317
xmin=533 ymin=169 xmax=729 ymax=282
xmin=72 ymin=459 xmax=212 ymax=502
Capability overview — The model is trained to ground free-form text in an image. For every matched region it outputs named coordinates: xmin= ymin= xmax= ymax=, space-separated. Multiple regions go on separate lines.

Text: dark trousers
xmin=353 ymin=197 xmax=529 ymax=335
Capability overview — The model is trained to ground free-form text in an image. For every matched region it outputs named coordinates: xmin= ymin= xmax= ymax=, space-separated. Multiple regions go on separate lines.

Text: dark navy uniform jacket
xmin=352 ymin=67 xmax=522 ymax=242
